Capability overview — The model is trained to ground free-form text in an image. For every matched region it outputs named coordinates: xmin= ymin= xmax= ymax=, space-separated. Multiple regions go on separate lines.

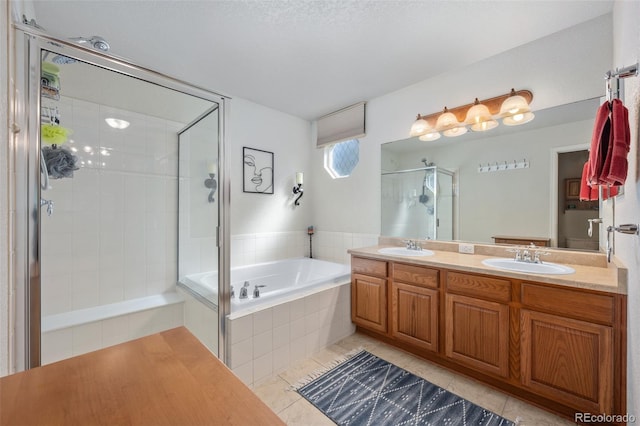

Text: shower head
xmin=70 ymin=35 xmax=110 ymax=52
xmin=421 ymin=158 xmax=434 ymax=167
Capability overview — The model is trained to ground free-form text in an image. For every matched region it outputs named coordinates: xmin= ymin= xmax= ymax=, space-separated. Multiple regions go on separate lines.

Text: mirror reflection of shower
xmin=382 ymin=161 xmax=454 ymax=241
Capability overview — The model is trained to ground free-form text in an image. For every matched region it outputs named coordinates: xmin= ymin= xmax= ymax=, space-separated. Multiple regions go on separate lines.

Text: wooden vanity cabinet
xmin=520 ymin=282 xmax=616 ymax=414
xmin=351 ymin=257 xmax=388 ymax=333
xmin=445 ymin=272 xmax=510 ymax=378
xmin=390 ymin=263 xmax=439 ymax=352
xmin=349 ymin=255 xmax=626 ymax=422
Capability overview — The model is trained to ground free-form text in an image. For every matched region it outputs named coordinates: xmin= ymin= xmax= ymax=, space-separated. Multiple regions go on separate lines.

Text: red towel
xmin=587 ymin=101 xmax=611 ymax=186
xmin=601 ymin=99 xmax=630 ymax=185
xmin=580 ymin=162 xmax=598 ymax=201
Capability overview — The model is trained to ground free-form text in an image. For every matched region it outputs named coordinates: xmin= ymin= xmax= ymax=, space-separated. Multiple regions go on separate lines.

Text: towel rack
xmin=605 ymin=62 xmax=638 ymax=101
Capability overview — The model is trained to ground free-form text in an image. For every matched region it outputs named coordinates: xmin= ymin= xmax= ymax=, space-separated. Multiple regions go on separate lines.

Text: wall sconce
xmin=410 ymin=89 xmax=534 ymax=140
xmin=204 ymin=162 xmax=217 ymax=203
xmin=292 ymin=172 xmax=304 ymax=206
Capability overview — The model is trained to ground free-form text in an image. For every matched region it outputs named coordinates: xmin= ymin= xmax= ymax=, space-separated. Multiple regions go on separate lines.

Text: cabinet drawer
xmin=352 ymin=257 xmax=387 ymax=277
xmin=446 ymin=271 xmax=511 ymax=303
xmin=521 ymin=283 xmax=614 ymax=325
xmin=392 ymin=263 xmax=439 ymax=289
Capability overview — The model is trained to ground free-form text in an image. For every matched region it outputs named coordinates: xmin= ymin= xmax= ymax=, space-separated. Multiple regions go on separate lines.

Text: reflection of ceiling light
xmin=105 ymin=118 xmax=130 ymax=129
xmin=100 ymin=148 xmax=111 ymax=156
xmin=70 ymin=147 xmax=78 ymax=153
xmin=83 ymin=146 xmax=92 ymax=152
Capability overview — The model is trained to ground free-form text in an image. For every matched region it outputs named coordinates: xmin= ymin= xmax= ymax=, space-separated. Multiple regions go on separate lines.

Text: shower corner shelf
xmin=41 ymin=84 xmax=60 ymax=101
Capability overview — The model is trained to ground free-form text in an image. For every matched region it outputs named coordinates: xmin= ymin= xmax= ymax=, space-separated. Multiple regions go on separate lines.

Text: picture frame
xmin=243 ymin=147 xmax=274 ymax=194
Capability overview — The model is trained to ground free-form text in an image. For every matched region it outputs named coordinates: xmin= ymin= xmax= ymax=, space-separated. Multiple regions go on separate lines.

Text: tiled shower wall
xmin=40 ymin=96 xmax=183 ymax=316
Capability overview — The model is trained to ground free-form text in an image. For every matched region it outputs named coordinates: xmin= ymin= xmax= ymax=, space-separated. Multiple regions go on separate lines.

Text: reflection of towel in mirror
xmin=42 ymin=145 xmax=79 ymax=179
xmin=601 ymin=99 xmax=630 ymax=186
xmin=580 ymin=162 xmax=598 ymax=201
xmin=586 ymin=101 xmax=611 ymax=186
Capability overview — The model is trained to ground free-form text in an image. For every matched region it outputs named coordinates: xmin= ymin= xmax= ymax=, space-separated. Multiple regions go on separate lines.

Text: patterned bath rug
xmin=296 ymin=350 xmax=515 ymax=426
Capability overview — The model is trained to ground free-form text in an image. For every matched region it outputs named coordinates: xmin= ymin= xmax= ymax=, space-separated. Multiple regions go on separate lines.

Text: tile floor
xmin=252 ymin=332 xmax=577 ymax=426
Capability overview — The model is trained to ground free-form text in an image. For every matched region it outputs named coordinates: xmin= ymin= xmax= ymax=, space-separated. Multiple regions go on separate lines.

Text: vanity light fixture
xmin=409 ymin=89 xmax=533 ymax=140
xmin=105 ymin=118 xmax=130 ymax=129
xmin=465 ymin=98 xmax=498 ymax=131
xmin=500 ymin=89 xmax=535 ymax=126
xmin=292 ymin=172 xmax=304 ymax=206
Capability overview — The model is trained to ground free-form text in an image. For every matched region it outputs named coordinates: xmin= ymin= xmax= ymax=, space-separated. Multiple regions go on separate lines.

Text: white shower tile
xmin=253 ymin=308 xmax=273 ymax=336
xmin=124 ymin=175 xmax=146 ymax=212
xmin=230 ymin=337 xmax=253 ymax=369
xmin=232 ymin=362 xmax=253 ymax=386
xmin=71 ymin=270 xmax=99 ymax=310
xmin=101 ymin=315 xmax=130 ymax=348
xmin=272 ymin=344 xmax=291 ymax=374
xmin=273 ymin=323 xmax=290 ymax=350
xmin=253 ymin=330 xmax=273 ymax=359
xmin=72 ymin=322 xmax=102 ymax=356
xmin=253 ymin=352 xmax=273 ymax=384
xmin=230 ymin=314 xmax=254 ymax=344
xmin=272 ymin=303 xmax=290 ymax=328
xmin=41 ymin=329 xmax=73 ymax=365
xmin=290 ymin=317 xmax=306 ymax=341
xmin=99 ymin=267 xmax=124 ymax=304
xmin=290 ymin=298 xmax=305 ymax=320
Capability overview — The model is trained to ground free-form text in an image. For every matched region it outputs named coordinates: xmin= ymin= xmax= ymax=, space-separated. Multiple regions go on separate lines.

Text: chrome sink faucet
xmin=508 ymin=244 xmax=548 ymax=263
xmin=403 ymin=240 xmax=422 ymax=251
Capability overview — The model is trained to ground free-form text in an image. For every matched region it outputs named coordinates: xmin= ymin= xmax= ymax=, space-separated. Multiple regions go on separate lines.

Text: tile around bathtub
xmin=253 ymin=330 xmax=273 ymax=360
xmin=230 ymin=337 xmax=253 ymax=369
xmin=229 ymin=313 xmax=254 ymax=344
xmin=273 ymin=323 xmax=290 ymax=350
xmin=272 ymin=302 xmax=291 ymax=328
xmin=253 ymin=307 xmax=273 ymax=336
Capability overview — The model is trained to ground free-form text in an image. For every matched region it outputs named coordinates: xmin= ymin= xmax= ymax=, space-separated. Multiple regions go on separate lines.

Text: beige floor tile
xmin=334 ymin=332 xmax=380 ymax=351
xmin=278 ymin=398 xmax=335 ymax=426
xmin=445 ymin=375 xmax=509 ymax=415
xmin=401 ymin=356 xmax=456 ymax=389
xmin=311 ymin=343 xmax=352 ymax=367
xmin=502 ymin=396 xmax=577 ymax=425
xmin=252 ymin=375 xmax=301 ymax=415
xmin=278 ymin=357 xmax=325 ymax=387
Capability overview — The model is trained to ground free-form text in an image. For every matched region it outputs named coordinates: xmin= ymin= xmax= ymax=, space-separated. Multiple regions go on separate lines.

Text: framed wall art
xmin=243 ymin=147 xmax=274 ymax=194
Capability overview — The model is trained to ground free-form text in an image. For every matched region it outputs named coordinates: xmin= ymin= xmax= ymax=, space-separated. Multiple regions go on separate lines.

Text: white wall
xmin=310 ymin=15 xmax=612 ymax=236
xmin=228 ymin=97 xmax=313 ymax=250
xmin=612 ymin=0 xmax=640 ymax=417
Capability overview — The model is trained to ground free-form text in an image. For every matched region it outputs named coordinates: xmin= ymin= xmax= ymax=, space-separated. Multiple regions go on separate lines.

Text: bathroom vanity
xmin=349 ymin=244 xmax=627 ymax=424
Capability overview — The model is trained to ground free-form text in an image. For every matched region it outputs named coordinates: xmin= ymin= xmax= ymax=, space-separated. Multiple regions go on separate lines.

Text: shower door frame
xmin=12 ymin=24 xmax=232 ymax=370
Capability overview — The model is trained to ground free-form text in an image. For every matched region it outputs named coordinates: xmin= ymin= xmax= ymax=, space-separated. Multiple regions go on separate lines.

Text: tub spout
xmin=239 ymin=281 xmax=250 ymax=299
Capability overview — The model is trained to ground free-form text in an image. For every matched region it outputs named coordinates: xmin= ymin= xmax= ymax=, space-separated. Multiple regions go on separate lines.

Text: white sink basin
xmin=377 ymin=247 xmax=434 ymax=257
xmin=482 ymin=258 xmax=575 ymax=275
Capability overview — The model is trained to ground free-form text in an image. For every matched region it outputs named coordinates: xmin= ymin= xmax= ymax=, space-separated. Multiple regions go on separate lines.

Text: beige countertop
xmin=348 ymin=245 xmax=627 ymax=294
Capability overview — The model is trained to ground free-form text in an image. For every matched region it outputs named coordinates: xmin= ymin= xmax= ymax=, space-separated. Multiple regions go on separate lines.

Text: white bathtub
xmin=180 ymin=257 xmax=351 ymax=316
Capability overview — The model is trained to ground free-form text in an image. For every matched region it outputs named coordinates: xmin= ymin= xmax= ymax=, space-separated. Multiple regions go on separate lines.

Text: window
xmin=324 ymin=139 xmax=359 ymax=179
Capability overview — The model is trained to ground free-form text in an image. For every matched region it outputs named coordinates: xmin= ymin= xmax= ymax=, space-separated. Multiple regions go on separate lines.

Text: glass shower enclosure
xmin=13 ymin=26 xmax=229 ymax=370
xmin=381 ymin=167 xmax=455 ymax=240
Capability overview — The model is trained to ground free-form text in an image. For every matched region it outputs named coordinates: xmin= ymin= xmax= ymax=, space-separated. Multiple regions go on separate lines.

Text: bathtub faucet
xmin=253 ymin=285 xmax=266 ymax=298
xmin=239 ymin=281 xmax=250 ymax=299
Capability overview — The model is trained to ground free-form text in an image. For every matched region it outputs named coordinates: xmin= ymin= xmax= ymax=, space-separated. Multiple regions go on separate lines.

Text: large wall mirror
xmin=381 ymin=98 xmax=608 ymax=251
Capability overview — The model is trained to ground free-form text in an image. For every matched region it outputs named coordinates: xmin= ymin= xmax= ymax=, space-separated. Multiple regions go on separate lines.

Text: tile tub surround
xmin=228 ymin=282 xmax=354 ymax=387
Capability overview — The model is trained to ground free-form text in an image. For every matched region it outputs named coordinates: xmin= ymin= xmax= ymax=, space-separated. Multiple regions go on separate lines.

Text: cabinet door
xmin=445 ymin=294 xmax=509 ymax=378
xmin=351 ymin=274 xmax=387 ymax=333
xmin=391 ymin=282 xmax=438 ymax=352
xmin=521 ymin=309 xmax=613 ymax=414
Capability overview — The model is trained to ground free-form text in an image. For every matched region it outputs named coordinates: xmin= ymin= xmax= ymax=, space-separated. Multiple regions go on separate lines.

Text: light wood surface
xmin=0 ymin=327 xmax=284 ymax=426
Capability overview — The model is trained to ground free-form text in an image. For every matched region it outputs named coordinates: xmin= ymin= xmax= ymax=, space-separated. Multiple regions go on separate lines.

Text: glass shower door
xmin=29 ymin=38 xmax=223 ymax=367
xmin=177 ymin=108 xmax=220 ymax=355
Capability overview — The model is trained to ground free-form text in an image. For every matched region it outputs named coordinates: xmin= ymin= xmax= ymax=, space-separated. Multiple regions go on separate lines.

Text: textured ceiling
xmin=30 ymin=0 xmax=613 ymax=120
